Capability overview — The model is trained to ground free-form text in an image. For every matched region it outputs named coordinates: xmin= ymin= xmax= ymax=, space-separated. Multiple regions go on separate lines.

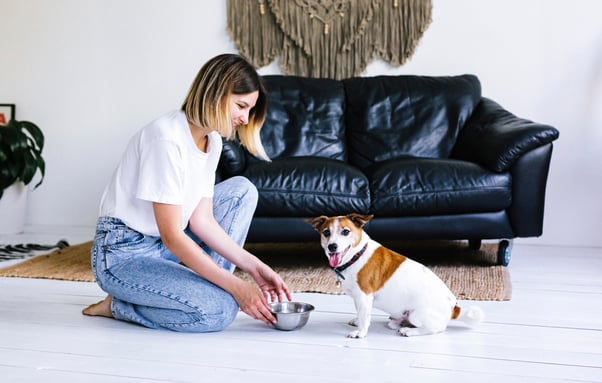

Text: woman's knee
xmin=212 ymin=297 xmax=239 ymax=331
xmin=217 ymin=176 xmax=258 ymax=206
xmin=185 ymin=295 xmax=239 ymax=333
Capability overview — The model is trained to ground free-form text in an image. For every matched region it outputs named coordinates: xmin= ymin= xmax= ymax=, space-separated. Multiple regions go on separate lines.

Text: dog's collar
xmin=332 ymin=243 xmax=368 ymax=280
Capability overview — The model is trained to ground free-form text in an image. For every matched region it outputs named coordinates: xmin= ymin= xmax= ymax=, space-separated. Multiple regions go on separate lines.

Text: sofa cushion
xmin=252 ymin=75 xmax=347 ymax=162
xmin=369 ymin=158 xmax=512 ymax=216
xmin=343 ymin=75 xmax=482 ymax=170
xmin=243 ymin=157 xmax=370 ymax=216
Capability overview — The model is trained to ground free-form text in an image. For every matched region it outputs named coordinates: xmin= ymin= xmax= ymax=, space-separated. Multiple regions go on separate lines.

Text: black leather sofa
xmin=218 ymin=74 xmax=559 ymax=265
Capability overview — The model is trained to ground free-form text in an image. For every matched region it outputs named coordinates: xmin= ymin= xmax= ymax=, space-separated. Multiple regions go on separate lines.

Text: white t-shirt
xmin=100 ymin=110 xmax=222 ymax=236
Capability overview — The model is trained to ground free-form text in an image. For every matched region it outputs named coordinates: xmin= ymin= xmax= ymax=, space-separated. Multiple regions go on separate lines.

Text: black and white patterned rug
xmin=0 ymin=240 xmax=70 ymax=261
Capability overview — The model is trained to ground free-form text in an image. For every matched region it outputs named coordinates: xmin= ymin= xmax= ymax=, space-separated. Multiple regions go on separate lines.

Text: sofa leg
xmin=468 ymin=239 xmax=482 ymax=250
xmin=497 ymin=239 xmax=513 ymax=266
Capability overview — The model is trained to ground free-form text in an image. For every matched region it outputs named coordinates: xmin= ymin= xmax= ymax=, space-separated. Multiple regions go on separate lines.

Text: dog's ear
xmin=347 ymin=213 xmax=374 ymax=228
xmin=304 ymin=216 xmax=328 ymax=232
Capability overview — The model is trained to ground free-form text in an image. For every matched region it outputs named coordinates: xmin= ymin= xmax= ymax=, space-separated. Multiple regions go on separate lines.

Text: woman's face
xmin=230 ymin=91 xmax=259 ymax=128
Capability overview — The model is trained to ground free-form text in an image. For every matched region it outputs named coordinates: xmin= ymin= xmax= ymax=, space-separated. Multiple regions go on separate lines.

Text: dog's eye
xmin=341 ymin=229 xmax=350 ymax=236
xmin=322 ymin=229 xmax=331 ymax=238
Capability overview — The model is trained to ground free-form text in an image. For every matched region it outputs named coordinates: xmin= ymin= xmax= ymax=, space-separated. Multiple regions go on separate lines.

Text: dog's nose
xmin=328 ymin=243 xmax=338 ymax=252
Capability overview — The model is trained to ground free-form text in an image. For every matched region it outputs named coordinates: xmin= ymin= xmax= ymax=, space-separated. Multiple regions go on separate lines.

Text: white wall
xmin=1 ymin=0 xmax=601 ymax=247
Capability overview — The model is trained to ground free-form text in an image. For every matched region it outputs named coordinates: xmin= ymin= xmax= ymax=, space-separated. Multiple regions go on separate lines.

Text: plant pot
xmin=0 ymin=182 xmax=28 ymax=234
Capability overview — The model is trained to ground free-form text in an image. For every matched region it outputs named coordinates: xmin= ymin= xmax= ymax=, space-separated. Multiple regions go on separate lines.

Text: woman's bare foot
xmin=82 ymin=295 xmax=114 ymax=318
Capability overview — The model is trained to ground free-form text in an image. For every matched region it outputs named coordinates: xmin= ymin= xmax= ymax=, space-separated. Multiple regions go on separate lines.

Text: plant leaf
xmin=0 ymin=120 xmax=45 ymax=192
xmin=21 ymin=121 xmax=44 ymax=151
xmin=21 ymin=150 xmax=37 ymax=185
xmin=32 ymin=151 xmax=45 ymax=188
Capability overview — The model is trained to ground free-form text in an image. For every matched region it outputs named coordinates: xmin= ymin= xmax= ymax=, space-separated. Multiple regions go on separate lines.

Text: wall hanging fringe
xmin=227 ymin=0 xmax=432 ymax=79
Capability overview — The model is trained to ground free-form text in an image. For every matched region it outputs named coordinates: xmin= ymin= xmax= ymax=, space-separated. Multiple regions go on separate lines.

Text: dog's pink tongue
xmin=329 ymin=253 xmax=343 ymax=268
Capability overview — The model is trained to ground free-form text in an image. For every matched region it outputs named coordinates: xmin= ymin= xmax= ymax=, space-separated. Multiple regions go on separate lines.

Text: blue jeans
xmin=90 ymin=176 xmax=258 ymax=332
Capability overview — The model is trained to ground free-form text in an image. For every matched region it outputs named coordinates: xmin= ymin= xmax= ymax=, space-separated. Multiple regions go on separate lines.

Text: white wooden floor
xmin=0 ymin=226 xmax=601 ymax=383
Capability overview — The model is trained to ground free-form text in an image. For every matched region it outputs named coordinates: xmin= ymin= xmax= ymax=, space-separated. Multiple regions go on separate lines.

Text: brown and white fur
xmin=307 ymin=213 xmax=484 ymax=338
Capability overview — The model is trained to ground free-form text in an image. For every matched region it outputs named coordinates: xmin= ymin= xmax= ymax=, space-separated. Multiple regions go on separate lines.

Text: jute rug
xmin=0 ymin=240 xmax=511 ymax=301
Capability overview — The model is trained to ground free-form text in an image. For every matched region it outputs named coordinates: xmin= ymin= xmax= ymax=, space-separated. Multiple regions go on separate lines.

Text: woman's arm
xmin=152 ymin=201 xmax=281 ymax=325
xmin=187 ymin=198 xmax=292 ymax=303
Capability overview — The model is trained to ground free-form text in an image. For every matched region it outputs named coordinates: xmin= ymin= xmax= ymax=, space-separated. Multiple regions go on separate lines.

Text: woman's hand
xmin=232 ymin=263 xmax=292 ymax=326
xmin=249 ymin=263 xmax=292 ymax=304
xmin=230 ymin=278 xmax=279 ymax=326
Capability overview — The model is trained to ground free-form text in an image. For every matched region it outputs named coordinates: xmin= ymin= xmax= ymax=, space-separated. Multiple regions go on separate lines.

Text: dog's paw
xmin=397 ymin=327 xmax=414 ymax=337
xmin=387 ymin=318 xmax=403 ymax=330
xmin=398 ymin=326 xmax=435 ymax=337
xmin=348 ymin=317 xmax=359 ymax=327
xmin=347 ymin=330 xmax=366 ymax=338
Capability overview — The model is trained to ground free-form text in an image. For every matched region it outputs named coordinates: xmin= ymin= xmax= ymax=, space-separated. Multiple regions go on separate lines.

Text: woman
xmin=82 ymin=54 xmax=291 ymax=332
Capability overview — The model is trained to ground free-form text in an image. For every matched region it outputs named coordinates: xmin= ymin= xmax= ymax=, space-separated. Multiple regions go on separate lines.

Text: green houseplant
xmin=0 ymin=119 xmax=45 ymax=199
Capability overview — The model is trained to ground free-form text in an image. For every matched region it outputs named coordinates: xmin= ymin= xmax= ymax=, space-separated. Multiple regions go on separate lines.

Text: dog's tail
xmin=452 ymin=305 xmax=485 ymax=326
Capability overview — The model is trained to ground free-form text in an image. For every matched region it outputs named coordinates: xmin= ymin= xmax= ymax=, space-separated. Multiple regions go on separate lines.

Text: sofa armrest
xmin=218 ymin=138 xmax=247 ymax=178
xmin=452 ymin=98 xmax=559 ymax=172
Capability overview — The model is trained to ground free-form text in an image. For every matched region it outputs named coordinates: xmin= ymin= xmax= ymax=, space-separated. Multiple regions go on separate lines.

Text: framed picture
xmin=0 ymin=104 xmax=15 ymax=126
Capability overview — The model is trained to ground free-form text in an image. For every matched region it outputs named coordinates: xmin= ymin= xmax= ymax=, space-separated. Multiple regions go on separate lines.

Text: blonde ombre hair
xmin=181 ymin=54 xmax=270 ymax=161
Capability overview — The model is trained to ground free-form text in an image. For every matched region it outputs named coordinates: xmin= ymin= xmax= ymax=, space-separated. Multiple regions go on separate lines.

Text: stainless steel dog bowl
xmin=269 ymin=302 xmax=315 ymax=331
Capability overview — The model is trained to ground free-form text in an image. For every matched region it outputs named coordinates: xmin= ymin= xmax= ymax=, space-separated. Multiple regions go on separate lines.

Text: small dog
xmin=307 ymin=213 xmax=484 ymax=338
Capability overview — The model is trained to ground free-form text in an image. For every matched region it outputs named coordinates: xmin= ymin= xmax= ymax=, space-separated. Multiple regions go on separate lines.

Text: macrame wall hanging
xmin=227 ymin=0 xmax=432 ymax=80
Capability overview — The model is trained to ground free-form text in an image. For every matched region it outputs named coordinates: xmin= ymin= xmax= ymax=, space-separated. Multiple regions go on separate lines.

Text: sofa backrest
xmin=252 ymin=75 xmax=347 ymax=162
xmin=342 ymin=74 xmax=482 ymax=170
